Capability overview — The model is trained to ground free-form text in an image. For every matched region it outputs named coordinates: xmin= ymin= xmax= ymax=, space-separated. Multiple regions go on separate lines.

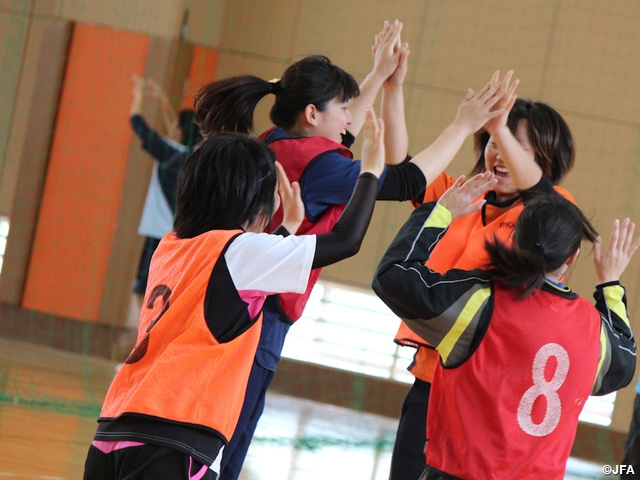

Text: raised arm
xmin=130 ymin=74 xmax=145 ymax=116
xmin=129 ymin=75 xmax=181 ymax=162
xmin=276 ymin=161 xmax=304 ymax=235
xmin=591 ymin=217 xmax=640 ymax=395
xmin=348 ymin=20 xmax=404 ymax=137
xmin=146 ymin=78 xmax=180 ymax=141
xmin=372 ymin=174 xmax=497 ymax=360
xmin=378 ymin=25 xmax=410 ymax=165
xmin=408 ymin=71 xmax=512 ymax=185
xmin=481 ymin=72 xmax=547 ymax=190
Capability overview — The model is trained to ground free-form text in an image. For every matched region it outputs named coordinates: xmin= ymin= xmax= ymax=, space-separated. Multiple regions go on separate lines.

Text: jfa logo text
xmin=602 ymin=464 xmax=635 ymax=475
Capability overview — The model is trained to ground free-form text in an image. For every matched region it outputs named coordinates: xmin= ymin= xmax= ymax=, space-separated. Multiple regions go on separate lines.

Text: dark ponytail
xmin=194 ymin=75 xmax=273 ymax=138
xmin=485 ymin=193 xmax=598 ymax=297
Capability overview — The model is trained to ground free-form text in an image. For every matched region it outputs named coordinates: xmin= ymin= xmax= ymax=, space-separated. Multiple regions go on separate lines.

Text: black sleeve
xmin=312 ymin=173 xmax=379 ymax=268
xmin=130 ymin=114 xmax=180 ymax=163
xmin=377 ymin=161 xmax=426 ymax=201
xmin=371 ymin=201 xmax=492 ymax=362
xmin=591 ymin=282 xmax=637 ymax=395
xmin=341 ymin=130 xmax=356 ymax=148
xmin=271 ymin=225 xmax=291 ymax=236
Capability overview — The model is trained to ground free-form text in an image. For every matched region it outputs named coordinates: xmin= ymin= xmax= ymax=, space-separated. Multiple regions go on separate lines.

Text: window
xmin=281 ymin=280 xmax=616 ymax=426
xmin=282 ymin=281 xmax=415 ymax=384
xmin=0 ymin=217 xmax=9 ymax=274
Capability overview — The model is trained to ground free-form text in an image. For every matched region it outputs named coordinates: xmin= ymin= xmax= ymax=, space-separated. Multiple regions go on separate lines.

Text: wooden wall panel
xmin=22 ymin=24 xmax=150 ymax=322
xmin=0 ymin=19 xmax=71 ymax=305
xmin=545 ymin=0 xmax=640 ymax=123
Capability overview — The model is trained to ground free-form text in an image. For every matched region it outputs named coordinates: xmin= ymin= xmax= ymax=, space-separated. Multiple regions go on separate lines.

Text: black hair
xmin=471 ymin=99 xmax=575 ymax=185
xmin=173 ymin=133 xmax=277 ymax=238
xmin=194 ymin=55 xmax=359 ymax=138
xmin=484 ymin=193 xmax=598 ymax=297
xmin=178 ymin=109 xmax=203 ymax=147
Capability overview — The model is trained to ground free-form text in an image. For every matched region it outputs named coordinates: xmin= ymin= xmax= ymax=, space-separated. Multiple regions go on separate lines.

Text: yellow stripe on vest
xmin=438 ymin=287 xmax=490 ymax=363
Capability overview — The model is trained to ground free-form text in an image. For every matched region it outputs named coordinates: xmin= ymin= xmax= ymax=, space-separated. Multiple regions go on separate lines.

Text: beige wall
xmin=1 ymin=0 xmax=640 ymax=436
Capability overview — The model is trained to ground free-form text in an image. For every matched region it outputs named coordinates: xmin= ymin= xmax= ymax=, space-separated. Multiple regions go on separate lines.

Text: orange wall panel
xmin=181 ymin=45 xmax=219 ymax=109
xmin=22 ymin=24 xmax=150 ymax=322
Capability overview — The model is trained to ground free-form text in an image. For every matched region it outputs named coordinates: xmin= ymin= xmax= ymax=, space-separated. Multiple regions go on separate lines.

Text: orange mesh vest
xmin=394 ymin=172 xmax=575 ymax=382
xmin=261 ymin=129 xmax=353 ymax=322
xmin=99 ymin=230 xmax=261 ymax=454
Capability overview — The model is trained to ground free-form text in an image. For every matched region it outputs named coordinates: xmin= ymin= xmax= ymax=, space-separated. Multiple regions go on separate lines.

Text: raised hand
xmin=132 ymin=74 xmax=145 ymax=95
xmin=276 ymin=161 xmax=304 ymax=234
xmin=373 ymin=20 xmax=409 ymax=88
xmin=437 ymin=172 xmax=498 ymax=219
xmin=371 ymin=20 xmax=404 ymax=83
xmin=483 ymin=70 xmax=519 ymax=135
xmin=144 ymin=77 xmax=165 ymax=99
xmin=593 ymin=217 xmax=640 ymax=283
xmin=360 ymin=107 xmax=386 ymax=179
xmin=452 ymin=71 xmax=509 ymax=137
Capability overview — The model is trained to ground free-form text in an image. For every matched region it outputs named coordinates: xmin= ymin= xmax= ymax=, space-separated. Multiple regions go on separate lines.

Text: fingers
xmin=475 ymin=72 xmax=499 ymax=98
xmin=377 ymin=19 xmax=403 ymax=55
xmin=592 ymin=235 xmax=602 ymax=262
xmin=506 ymin=78 xmax=520 ymax=100
xmin=501 ymin=70 xmax=513 ymax=89
xmin=364 ymin=106 xmax=380 ymax=135
xmin=619 ymin=218 xmax=639 ymax=255
xmin=452 ymin=172 xmax=495 ymax=198
xmin=464 ymin=171 xmax=497 ymax=195
xmin=610 ymin=218 xmax=621 ymax=251
xmin=275 ymin=161 xmax=291 ymax=193
xmin=602 ymin=217 xmax=639 ymax=262
xmin=361 ymin=107 xmax=385 ymax=177
xmin=478 ymin=81 xmax=505 ymax=106
xmin=476 ymin=69 xmax=518 ymax=107
xmin=290 ymin=181 xmax=301 ymax=202
xmin=438 ymin=173 xmax=496 ymax=219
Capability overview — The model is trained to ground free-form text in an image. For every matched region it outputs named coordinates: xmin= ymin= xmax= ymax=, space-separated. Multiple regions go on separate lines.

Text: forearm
xmin=312 ymin=173 xmax=379 ymax=268
xmin=381 ymin=85 xmax=408 ymax=165
xmin=592 ymin=283 xmax=637 ymax=395
xmin=377 ymin=161 xmax=425 ymax=201
xmin=372 ymin=202 xmax=450 ymax=320
xmin=159 ymin=95 xmax=179 ymax=138
xmin=372 ymin=202 xmax=489 ymax=359
xmin=493 ymin=125 xmax=543 ymax=189
xmin=409 ymin=123 xmax=471 ymax=185
xmin=130 ymin=115 xmax=180 ymax=161
xmin=130 ymin=92 xmax=143 ymax=116
xmin=348 ymin=72 xmax=387 ymax=137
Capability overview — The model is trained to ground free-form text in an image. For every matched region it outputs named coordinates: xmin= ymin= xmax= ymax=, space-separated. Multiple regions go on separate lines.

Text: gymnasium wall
xmin=1 ymin=0 xmax=639 ymax=446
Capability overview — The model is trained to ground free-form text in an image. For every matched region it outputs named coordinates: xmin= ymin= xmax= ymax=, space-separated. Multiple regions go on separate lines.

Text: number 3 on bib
xmin=517 ymin=343 xmax=569 ymax=437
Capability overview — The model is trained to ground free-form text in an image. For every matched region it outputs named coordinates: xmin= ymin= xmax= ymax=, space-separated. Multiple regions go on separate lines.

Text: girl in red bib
xmin=373 ymin=175 xmax=638 ymax=479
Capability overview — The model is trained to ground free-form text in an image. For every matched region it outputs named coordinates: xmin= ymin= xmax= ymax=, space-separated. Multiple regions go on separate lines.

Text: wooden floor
xmin=0 ymin=338 xmax=615 ymax=479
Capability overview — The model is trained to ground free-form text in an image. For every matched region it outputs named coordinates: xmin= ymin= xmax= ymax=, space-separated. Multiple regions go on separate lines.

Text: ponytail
xmin=484 ymin=236 xmax=547 ymax=297
xmin=194 ymin=75 xmax=273 ymax=138
xmin=485 ymin=193 xmax=598 ymax=297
